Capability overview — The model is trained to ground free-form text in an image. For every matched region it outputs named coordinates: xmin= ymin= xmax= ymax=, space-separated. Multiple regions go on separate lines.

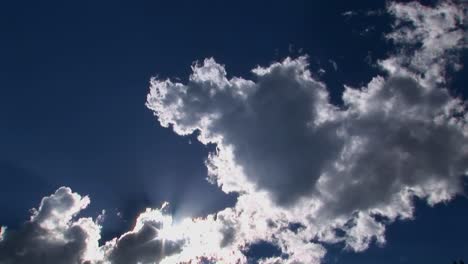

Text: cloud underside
xmin=1 ymin=1 xmax=467 ymax=263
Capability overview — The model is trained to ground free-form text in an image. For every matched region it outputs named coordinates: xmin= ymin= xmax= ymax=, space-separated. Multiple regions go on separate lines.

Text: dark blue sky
xmin=0 ymin=0 xmax=467 ymax=263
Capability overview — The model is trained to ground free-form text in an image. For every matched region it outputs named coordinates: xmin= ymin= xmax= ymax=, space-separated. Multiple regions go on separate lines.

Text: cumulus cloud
xmin=1 ymin=1 xmax=467 ymax=264
xmin=103 ymin=209 xmax=184 ymax=264
xmin=148 ymin=55 xmax=343 ymax=205
xmin=145 ymin=0 xmax=468 ymax=261
xmin=0 ymin=187 xmax=102 ymax=264
xmin=0 ymin=189 xmax=189 ymax=264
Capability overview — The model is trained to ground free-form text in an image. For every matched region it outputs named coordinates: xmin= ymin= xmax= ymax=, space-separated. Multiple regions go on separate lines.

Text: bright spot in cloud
xmin=0 ymin=1 xmax=467 ymax=263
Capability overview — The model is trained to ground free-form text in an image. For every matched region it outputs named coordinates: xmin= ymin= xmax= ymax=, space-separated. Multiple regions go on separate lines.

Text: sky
xmin=0 ymin=0 xmax=467 ymax=263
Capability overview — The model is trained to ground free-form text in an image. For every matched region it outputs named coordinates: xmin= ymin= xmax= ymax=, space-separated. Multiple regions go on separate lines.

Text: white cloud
xmin=102 ymin=209 xmax=184 ymax=264
xmin=147 ymin=56 xmax=342 ymax=206
xmin=384 ymin=0 xmax=467 ymax=85
xmin=0 ymin=187 xmax=103 ymax=264
xmin=145 ymin=0 xmax=468 ymax=262
xmin=1 ymin=1 xmax=467 ymax=264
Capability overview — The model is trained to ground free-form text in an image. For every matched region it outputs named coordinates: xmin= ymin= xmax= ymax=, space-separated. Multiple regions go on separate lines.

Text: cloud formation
xmin=1 ymin=1 xmax=467 ymax=263
xmin=0 ymin=187 xmax=102 ymax=264
xmin=146 ymin=0 xmax=468 ymax=260
xmin=103 ymin=209 xmax=184 ymax=264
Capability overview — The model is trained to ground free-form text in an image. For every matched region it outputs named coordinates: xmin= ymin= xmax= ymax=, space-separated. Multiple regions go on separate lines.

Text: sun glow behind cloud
xmin=0 ymin=1 xmax=467 ymax=263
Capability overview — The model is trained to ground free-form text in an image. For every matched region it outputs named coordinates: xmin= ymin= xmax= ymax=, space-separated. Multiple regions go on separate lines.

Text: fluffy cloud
xmin=0 ymin=190 xmax=203 ymax=264
xmin=1 ymin=1 xmax=467 ymax=264
xmin=103 ymin=209 xmax=184 ymax=264
xmin=384 ymin=0 xmax=467 ymax=85
xmin=0 ymin=187 xmax=102 ymax=264
xmin=146 ymin=0 xmax=468 ymax=261
xmin=148 ymin=56 xmax=342 ymax=205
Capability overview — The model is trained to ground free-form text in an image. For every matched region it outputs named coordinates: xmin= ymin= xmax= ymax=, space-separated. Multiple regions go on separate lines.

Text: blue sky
xmin=0 ymin=0 xmax=467 ymax=263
